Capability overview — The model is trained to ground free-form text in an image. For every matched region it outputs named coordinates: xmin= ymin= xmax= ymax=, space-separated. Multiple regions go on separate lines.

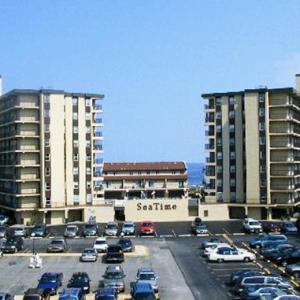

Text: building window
xmin=86 ymin=126 xmax=91 ymax=133
xmin=73 ymin=112 xmax=78 ymax=120
xmin=74 ymin=182 xmax=79 ymax=189
xmin=45 ymin=153 xmax=50 ymax=161
xmin=216 ymin=138 xmax=222 ymax=146
xmin=72 ymin=97 xmax=78 ymax=106
xmin=85 ymin=113 xmax=91 ymax=120
xmin=229 ymin=111 xmax=235 ymax=119
xmin=216 ymin=166 xmax=223 ymax=173
xmin=230 ymin=138 xmax=235 ymax=145
xmin=86 ymin=141 xmax=91 ymax=148
xmin=260 ymin=165 xmax=266 ymax=172
xmin=204 ymin=210 xmax=209 ymax=217
xmin=44 ymin=124 xmax=50 ymax=132
xmin=261 ymin=179 xmax=266 ymax=187
xmin=45 ymin=168 xmax=50 ymax=176
xmin=216 ymin=112 xmax=221 ymax=119
xmin=74 ymin=154 xmax=78 ymax=161
xmin=259 ymin=94 xmax=265 ymax=102
xmin=73 ymin=167 xmax=78 ymax=175
xmin=230 ymin=179 xmax=236 ymax=187
xmin=44 ymin=110 xmax=50 ymax=118
xmin=259 ymin=108 xmax=265 ymax=117
xmin=148 ymin=181 xmax=154 ymax=187
xmin=73 ymin=140 xmax=78 ymax=147
xmin=86 ymin=99 xmax=91 ymax=106
xmin=229 ymin=96 xmax=236 ymax=105
xmin=216 ymin=97 xmax=222 ymax=105
xmin=259 ymin=123 xmax=265 ymax=131
xmin=86 ymin=167 xmax=91 ymax=175
xmin=73 ymin=126 xmax=78 ymax=134
xmin=230 ymin=152 xmax=236 ymax=160
xmin=260 ymin=137 xmax=266 ymax=145
xmin=86 ymin=194 xmax=92 ymax=203
xmin=216 ymin=179 xmax=222 ymax=187
xmin=216 ymin=125 xmax=222 ymax=133
xmin=229 ymin=124 xmax=235 ymax=132
xmin=87 ymin=181 xmax=91 ymax=189
xmin=260 ymin=151 xmax=266 ymax=159
xmin=45 ymin=139 xmax=50 ymax=147
xmin=73 ymin=195 xmax=79 ymax=203
xmin=179 ymin=181 xmax=184 ymax=188
xmin=230 ymin=165 xmax=236 ymax=173
xmin=230 ymin=192 xmax=236 ymax=200
xmin=45 ymin=182 xmax=51 ymax=190
xmin=217 ymin=152 xmax=223 ymax=160
xmin=86 ymin=155 xmax=91 ymax=161
xmin=44 ymin=95 xmax=50 ymax=103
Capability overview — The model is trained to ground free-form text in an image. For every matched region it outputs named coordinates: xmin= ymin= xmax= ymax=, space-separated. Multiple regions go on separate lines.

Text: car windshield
xmin=6 ymin=239 xmax=16 ymax=245
xmin=197 ymin=225 xmax=206 ymax=229
xmin=107 ymin=224 xmax=117 ymax=229
xmin=249 ymin=222 xmax=260 ymax=226
xmin=104 ymin=272 xmax=123 ymax=279
xmin=66 ymin=227 xmax=77 ymax=232
xmin=119 ymin=239 xmax=131 ymax=245
xmin=71 ymin=276 xmax=89 ymax=283
xmin=51 ymin=240 xmax=63 ymax=245
xmin=41 ymin=275 xmax=57 ymax=282
xmin=123 ymin=224 xmax=133 ymax=228
xmin=84 ymin=249 xmax=95 ymax=254
xmin=15 ymin=227 xmax=23 ymax=231
xmin=285 ymin=223 xmax=295 ymax=228
xmin=142 ymin=223 xmax=153 ymax=227
xmin=139 ymin=273 xmax=155 ymax=280
xmin=23 ymin=296 xmax=41 ymax=300
xmin=95 ymin=240 xmax=105 ymax=245
xmin=134 ymin=294 xmax=155 ymax=300
xmin=108 ymin=246 xmax=122 ymax=252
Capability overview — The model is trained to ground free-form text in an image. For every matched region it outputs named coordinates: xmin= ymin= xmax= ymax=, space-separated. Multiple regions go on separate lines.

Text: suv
xmin=59 ymin=288 xmax=84 ymax=300
xmin=121 ymin=221 xmax=135 ymax=236
xmin=23 ymin=288 xmax=49 ymax=300
xmin=243 ymin=218 xmax=263 ymax=234
xmin=136 ymin=267 xmax=159 ymax=293
xmin=131 ymin=282 xmax=156 ymax=300
xmin=83 ymin=224 xmax=98 ymax=237
xmin=249 ymin=234 xmax=287 ymax=249
xmin=106 ymin=245 xmax=124 ymax=263
xmin=37 ymin=272 xmax=63 ymax=295
xmin=31 ymin=225 xmax=47 ymax=238
xmin=95 ymin=288 xmax=118 ymax=300
xmin=47 ymin=237 xmax=68 ymax=253
xmin=2 ymin=236 xmax=23 ymax=253
xmin=101 ymin=265 xmax=126 ymax=293
xmin=139 ymin=221 xmax=155 ymax=236
xmin=67 ymin=272 xmax=91 ymax=294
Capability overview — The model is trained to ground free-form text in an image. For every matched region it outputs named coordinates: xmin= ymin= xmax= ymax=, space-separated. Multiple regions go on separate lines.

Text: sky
xmin=0 ymin=1 xmax=300 ymax=163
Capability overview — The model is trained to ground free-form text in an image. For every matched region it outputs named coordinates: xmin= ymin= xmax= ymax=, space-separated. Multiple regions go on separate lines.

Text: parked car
xmin=104 ymin=222 xmax=119 ymax=236
xmin=0 ymin=226 xmax=7 ymax=239
xmin=59 ymin=288 xmax=84 ymax=300
xmin=136 ymin=267 xmax=159 ymax=293
xmin=261 ymin=244 xmax=294 ymax=257
xmin=262 ymin=246 xmax=296 ymax=261
xmin=285 ymin=262 xmax=300 ymax=278
xmin=130 ymin=282 xmax=156 ymax=300
xmin=47 ymin=237 xmax=68 ymax=253
xmin=273 ymin=296 xmax=300 ymax=300
xmin=236 ymin=276 xmax=293 ymax=295
xmin=0 ymin=293 xmax=13 ymax=300
xmin=80 ymin=248 xmax=98 ymax=262
xmin=249 ymin=234 xmax=288 ymax=249
xmin=67 ymin=272 xmax=91 ymax=294
xmin=240 ymin=286 xmax=289 ymax=300
xmin=191 ymin=217 xmax=203 ymax=234
xmin=13 ymin=225 xmax=27 ymax=237
xmin=94 ymin=237 xmax=108 ymax=253
xmin=64 ymin=225 xmax=79 ymax=238
xmin=106 ymin=245 xmax=124 ymax=263
xmin=191 ymin=223 xmax=208 ymax=235
xmin=229 ymin=269 xmax=264 ymax=286
xmin=117 ymin=238 xmax=134 ymax=252
xmin=139 ymin=221 xmax=156 ymax=236
xmin=243 ymin=218 xmax=263 ymax=234
xmin=37 ymin=272 xmax=63 ymax=295
xmin=203 ymin=243 xmax=231 ymax=257
xmin=31 ymin=225 xmax=47 ymax=238
xmin=208 ymin=246 xmax=256 ymax=262
xmin=274 ymin=249 xmax=300 ymax=266
xmin=2 ymin=236 xmax=23 ymax=253
xmin=95 ymin=288 xmax=118 ymax=300
xmin=121 ymin=221 xmax=135 ymax=236
xmin=201 ymin=238 xmax=222 ymax=249
xmin=280 ymin=222 xmax=298 ymax=234
xmin=83 ymin=224 xmax=98 ymax=237
xmin=23 ymin=288 xmax=49 ymax=300
xmin=262 ymin=222 xmax=282 ymax=234
xmin=101 ymin=265 xmax=126 ymax=293
xmin=0 ymin=215 xmax=9 ymax=226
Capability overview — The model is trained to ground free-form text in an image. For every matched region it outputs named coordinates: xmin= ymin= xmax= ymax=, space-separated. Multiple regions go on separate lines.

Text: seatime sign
xmin=137 ymin=202 xmax=177 ymax=211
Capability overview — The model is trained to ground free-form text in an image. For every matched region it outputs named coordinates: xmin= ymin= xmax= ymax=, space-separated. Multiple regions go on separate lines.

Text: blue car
xmin=249 ymin=234 xmax=287 ymax=249
xmin=37 ymin=272 xmax=63 ymax=295
xmin=59 ymin=288 xmax=84 ymax=300
xmin=131 ymin=282 xmax=156 ymax=300
xmin=95 ymin=288 xmax=118 ymax=300
xmin=281 ymin=222 xmax=298 ymax=234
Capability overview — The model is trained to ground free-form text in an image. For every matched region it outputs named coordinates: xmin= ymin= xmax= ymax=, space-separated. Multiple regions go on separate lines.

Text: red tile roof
xmin=103 ymin=162 xmax=186 ymax=172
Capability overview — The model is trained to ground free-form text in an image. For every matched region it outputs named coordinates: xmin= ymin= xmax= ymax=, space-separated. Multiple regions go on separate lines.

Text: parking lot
xmin=1 ymin=221 xmax=300 ymax=299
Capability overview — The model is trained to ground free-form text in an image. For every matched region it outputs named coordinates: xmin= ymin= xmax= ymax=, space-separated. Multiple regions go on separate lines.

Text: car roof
xmin=96 ymin=287 xmax=116 ymax=296
xmin=60 ymin=288 xmax=81 ymax=297
xmin=95 ymin=237 xmax=106 ymax=241
xmin=106 ymin=265 xmax=123 ymax=272
xmin=134 ymin=282 xmax=153 ymax=292
xmin=25 ymin=288 xmax=44 ymax=295
xmin=42 ymin=272 xmax=59 ymax=276
xmin=138 ymin=267 xmax=155 ymax=273
xmin=72 ymin=272 xmax=89 ymax=277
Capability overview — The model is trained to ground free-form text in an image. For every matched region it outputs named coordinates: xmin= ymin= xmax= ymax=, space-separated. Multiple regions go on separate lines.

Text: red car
xmin=140 ymin=221 xmax=156 ymax=236
xmin=262 ymin=222 xmax=281 ymax=233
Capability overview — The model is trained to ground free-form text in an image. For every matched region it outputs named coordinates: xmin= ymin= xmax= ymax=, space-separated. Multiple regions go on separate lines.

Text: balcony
xmin=94 ymin=159 xmax=103 ymax=165
xmin=93 ymin=105 xmax=102 ymax=111
xmin=93 ymin=145 xmax=103 ymax=151
xmin=205 ymin=144 xmax=214 ymax=150
xmin=206 ymin=157 xmax=215 ymax=163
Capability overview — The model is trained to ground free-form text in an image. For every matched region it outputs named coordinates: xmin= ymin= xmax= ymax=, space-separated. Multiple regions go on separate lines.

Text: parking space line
xmin=178 ymin=234 xmax=191 ymax=237
xmin=160 ymin=234 xmax=173 ymax=238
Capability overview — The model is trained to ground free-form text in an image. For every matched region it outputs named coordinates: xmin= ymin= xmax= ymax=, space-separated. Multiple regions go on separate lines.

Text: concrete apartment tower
xmin=0 ymin=86 xmax=106 ymax=224
xmin=202 ymin=75 xmax=300 ymax=220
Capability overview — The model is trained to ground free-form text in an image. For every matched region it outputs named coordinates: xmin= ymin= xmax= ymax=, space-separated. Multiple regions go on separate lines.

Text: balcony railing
xmin=94 ymin=159 xmax=103 ymax=164
xmin=93 ymin=105 xmax=102 ymax=110
xmin=93 ymin=145 xmax=103 ymax=151
xmin=205 ymin=144 xmax=214 ymax=150
xmin=94 ymin=118 xmax=102 ymax=124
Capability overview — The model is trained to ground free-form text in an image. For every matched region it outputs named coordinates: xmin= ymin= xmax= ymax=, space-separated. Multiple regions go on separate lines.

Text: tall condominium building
xmin=202 ymin=75 xmax=300 ymax=220
xmin=0 ymin=85 xmax=106 ymax=224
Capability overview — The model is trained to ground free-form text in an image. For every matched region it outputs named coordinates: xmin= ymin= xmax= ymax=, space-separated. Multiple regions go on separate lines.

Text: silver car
xmin=47 ymin=237 xmax=68 ymax=253
xmin=102 ymin=265 xmax=126 ymax=293
xmin=13 ymin=226 xmax=27 ymax=237
xmin=136 ymin=267 xmax=159 ymax=293
xmin=64 ymin=225 xmax=79 ymax=238
xmin=121 ymin=221 xmax=135 ymax=236
xmin=104 ymin=222 xmax=118 ymax=236
xmin=80 ymin=248 xmax=97 ymax=262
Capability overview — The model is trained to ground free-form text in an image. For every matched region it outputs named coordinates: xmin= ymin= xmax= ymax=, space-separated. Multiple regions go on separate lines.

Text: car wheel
xmin=244 ymin=257 xmax=250 ymax=262
xmin=293 ymin=271 xmax=300 ymax=278
xmin=217 ymin=258 xmax=224 ymax=263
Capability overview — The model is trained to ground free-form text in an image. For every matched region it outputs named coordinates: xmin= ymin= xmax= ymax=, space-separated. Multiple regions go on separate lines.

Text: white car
xmin=243 ymin=218 xmax=263 ymax=234
xmin=208 ymin=246 xmax=256 ymax=262
xmin=204 ymin=243 xmax=230 ymax=256
xmin=93 ymin=237 xmax=108 ymax=253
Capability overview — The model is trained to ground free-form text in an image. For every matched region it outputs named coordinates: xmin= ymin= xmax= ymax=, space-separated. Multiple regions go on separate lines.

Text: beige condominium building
xmin=0 ymin=83 xmax=114 ymax=225
xmin=202 ymin=74 xmax=300 ymax=220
